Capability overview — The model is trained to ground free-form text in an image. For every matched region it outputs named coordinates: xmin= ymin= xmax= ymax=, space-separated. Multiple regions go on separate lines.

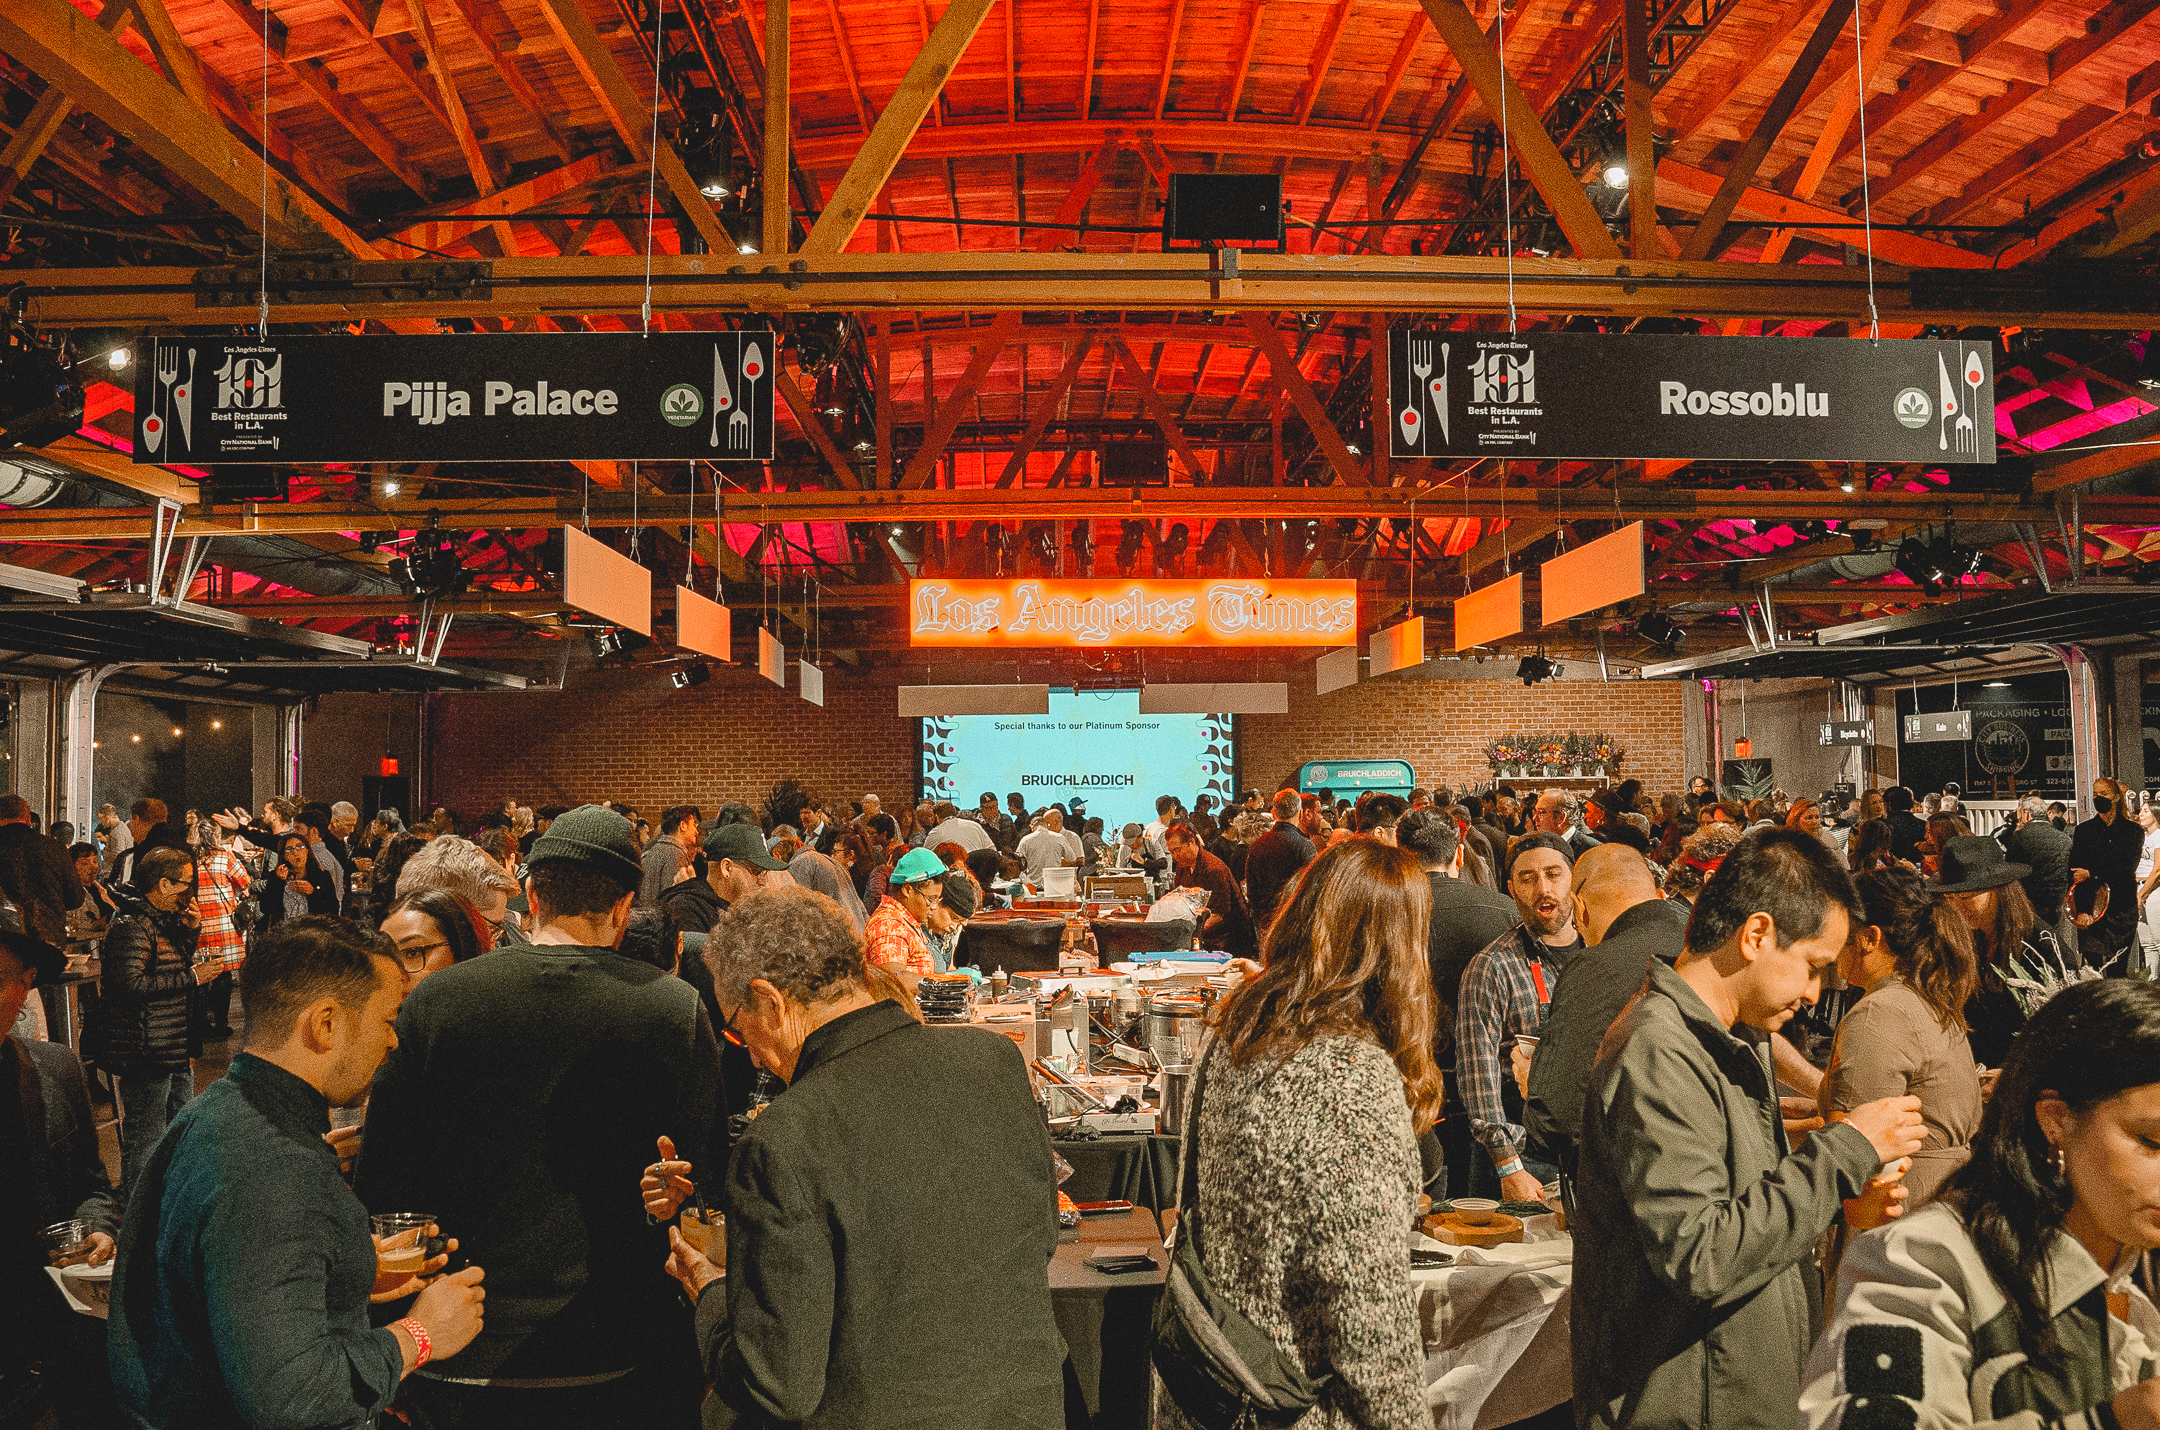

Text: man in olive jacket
xmin=1572 ymin=829 xmax=1926 ymax=1430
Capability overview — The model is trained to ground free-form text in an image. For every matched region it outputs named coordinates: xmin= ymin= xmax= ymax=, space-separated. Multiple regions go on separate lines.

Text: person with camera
xmin=108 ymin=916 xmax=485 ymax=1429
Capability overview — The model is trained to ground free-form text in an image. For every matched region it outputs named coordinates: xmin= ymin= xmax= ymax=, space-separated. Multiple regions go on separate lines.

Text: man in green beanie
xmin=357 ymin=804 xmax=723 ymax=1429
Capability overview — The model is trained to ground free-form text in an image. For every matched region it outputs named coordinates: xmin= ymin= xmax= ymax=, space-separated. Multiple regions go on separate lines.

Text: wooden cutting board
xmin=1420 ymin=1211 xmax=1524 ymax=1247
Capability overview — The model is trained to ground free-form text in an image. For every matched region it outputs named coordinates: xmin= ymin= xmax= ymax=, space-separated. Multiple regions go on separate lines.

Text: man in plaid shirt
xmin=1456 ymin=832 xmax=1582 ymax=1203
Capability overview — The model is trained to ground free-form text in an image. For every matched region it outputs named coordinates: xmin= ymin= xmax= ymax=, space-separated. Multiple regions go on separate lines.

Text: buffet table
xmin=1416 ymin=1225 xmax=1574 ymax=1430
xmin=1054 ymin=1132 xmax=1179 ymax=1214
xmin=1052 ymin=1208 xmax=1166 ymax=1430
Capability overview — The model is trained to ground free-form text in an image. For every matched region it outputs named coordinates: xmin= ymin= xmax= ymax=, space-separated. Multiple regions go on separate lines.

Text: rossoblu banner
xmin=130 ymin=332 xmax=776 ymax=463
xmin=1385 ymin=332 xmax=1995 ymax=463
xmin=919 ymin=689 xmax=1233 ymax=829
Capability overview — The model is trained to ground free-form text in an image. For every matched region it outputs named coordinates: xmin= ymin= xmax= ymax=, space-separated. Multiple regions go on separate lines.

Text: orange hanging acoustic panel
xmin=562 ymin=526 xmax=652 ymax=636
xmin=675 ymin=587 xmax=732 ymax=662
xmin=908 ymin=578 xmax=1357 ymax=648
xmin=1454 ymin=573 xmax=1525 ymax=651
xmin=1539 ymin=523 xmax=1646 ymax=625
xmin=1368 ymin=617 xmax=1425 ymax=677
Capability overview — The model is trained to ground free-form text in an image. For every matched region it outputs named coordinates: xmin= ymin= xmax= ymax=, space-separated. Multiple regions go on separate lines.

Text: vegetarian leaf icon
xmin=665 ymin=389 xmax=698 ymax=417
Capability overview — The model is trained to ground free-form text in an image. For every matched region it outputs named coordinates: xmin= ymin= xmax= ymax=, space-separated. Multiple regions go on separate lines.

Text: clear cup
xmin=679 ymin=1206 xmax=726 ymax=1272
xmin=41 ymin=1220 xmax=93 ymax=1267
xmin=371 ymin=1213 xmax=433 ymax=1296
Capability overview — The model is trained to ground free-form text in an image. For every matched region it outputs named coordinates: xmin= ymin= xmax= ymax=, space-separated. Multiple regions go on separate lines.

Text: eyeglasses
xmin=393 ymin=942 xmax=447 ymax=974
xmin=716 ymin=1003 xmax=745 ymax=1048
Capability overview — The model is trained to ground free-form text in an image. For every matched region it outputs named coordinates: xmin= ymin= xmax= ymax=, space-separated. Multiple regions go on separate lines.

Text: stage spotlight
xmin=1073 ymin=524 xmax=1096 ymax=573
xmin=0 ymin=317 xmax=84 ymax=450
xmin=592 ymin=628 xmax=652 ymax=661
xmin=1637 ymin=612 xmax=1684 ymax=649
xmin=672 ymin=661 xmax=713 ymax=689
xmin=394 ymin=531 xmax=471 ymax=599
xmin=1160 ymin=522 xmax=1191 ymax=564
xmin=1599 ymin=141 xmax=1628 ymax=190
xmin=1117 ymin=520 xmax=1147 ymax=572
xmin=683 ymin=101 xmax=735 ymax=198
xmin=1516 ymin=654 xmax=1560 ymax=686
xmin=1197 ymin=521 xmax=1233 ymax=568
xmin=107 ymin=346 xmax=132 ymax=371
xmin=792 ymin=314 xmax=848 ymax=373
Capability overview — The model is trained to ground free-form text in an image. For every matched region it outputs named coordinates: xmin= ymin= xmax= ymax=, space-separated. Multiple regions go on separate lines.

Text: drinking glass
xmin=41 ymin=1220 xmax=93 ymax=1268
xmin=679 ymin=1206 xmax=726 ymax=1272
xmin=371 ymin=1213 xmax=433 ymax=1295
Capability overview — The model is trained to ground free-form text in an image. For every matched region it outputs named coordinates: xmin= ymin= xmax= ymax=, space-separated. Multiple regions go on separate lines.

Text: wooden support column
xmin=763 ymin=0 xmax=791 ymax=256
xmin=1239 ymin=312 xmax=1368 ymax=487
xmin=1679 ymin=0 xmax=1858 ymax=262
xmin=1620 ymin=0 xmax=1657 ymax=259
xmin=1368 ymin=313 xmax=1390 ymax=485
xmin=1415 ymin=0 xmax=1621 ymax=261
xmin=798 ymin=0 xmax=997 ymax=255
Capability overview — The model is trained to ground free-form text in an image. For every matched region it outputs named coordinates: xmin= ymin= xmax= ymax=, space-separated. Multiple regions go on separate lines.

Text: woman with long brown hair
xmin=1937 ymin=835 xmax=2066 ymax=1069
xmin=1821 ymin=866 xmax=1983 ymax=1213
xmin=1157 ymin=839 xmax=1441 ymax=1430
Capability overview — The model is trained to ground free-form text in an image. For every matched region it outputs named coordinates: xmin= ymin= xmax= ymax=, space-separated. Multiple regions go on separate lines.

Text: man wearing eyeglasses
xmin=357 ymin=806 xmax=722 ymax=1428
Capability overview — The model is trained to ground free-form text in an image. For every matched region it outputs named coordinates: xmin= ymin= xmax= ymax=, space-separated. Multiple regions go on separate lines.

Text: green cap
xmin=890 ymin=846 xmax=947 ymax=886
xmin=704 ymin=822 xmax=788 ymax=871
xmin=527 ymin=804 xmax=643 ymax=887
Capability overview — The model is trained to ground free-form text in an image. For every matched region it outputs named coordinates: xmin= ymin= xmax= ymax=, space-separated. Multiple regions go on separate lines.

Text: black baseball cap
xmin=703 ymin=823 xmax=788 ymax=872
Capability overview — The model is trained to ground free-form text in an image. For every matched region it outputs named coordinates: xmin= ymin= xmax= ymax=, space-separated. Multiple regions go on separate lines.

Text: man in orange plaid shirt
xmin=863 ymin=847 xmax=947 ymax=981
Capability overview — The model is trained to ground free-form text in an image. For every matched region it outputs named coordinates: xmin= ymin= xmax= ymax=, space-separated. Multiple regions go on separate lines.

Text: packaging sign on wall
xmin=908 ymin=578 xmax=1357 ymax=648
xmin=132 ymin=332 xmax=775 ymax=463
xmin=1888 ymin=676 xmax=2160 ymax=798
xmin=1386 ymin=332 xmax=1995 ymax=463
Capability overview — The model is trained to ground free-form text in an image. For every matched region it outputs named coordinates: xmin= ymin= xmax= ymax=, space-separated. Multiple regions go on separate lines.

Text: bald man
xmin=1522 ymin=846 xmax=1687 ymax=1195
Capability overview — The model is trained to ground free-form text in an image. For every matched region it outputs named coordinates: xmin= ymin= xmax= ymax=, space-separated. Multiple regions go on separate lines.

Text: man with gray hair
xmin=397 ymin=836 xmax=521 ymax=944
xmin=640 ymin=884 xmax=1063 ymax=1428
xmin=98 ymin=802 xmax=133 ymax=878
xmin=1531 ymin=789 xmax=1601 ymax=859
xmin=2001 ymin=791 xmax=2071 ymax=931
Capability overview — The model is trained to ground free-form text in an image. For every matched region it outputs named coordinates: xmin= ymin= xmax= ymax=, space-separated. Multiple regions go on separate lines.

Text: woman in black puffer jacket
xmin=99 ymin=844 xmax=212 ymax=1197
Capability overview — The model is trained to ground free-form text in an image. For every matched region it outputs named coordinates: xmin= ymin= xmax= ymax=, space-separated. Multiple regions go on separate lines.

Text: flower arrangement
xmin=1485 ymin=733 xmax=1626 ymax=776
xmin=2004 ymin=944 xmax=2124 ymax=1017
xmin=1484 ymin=737 xmax=1527 ymax=770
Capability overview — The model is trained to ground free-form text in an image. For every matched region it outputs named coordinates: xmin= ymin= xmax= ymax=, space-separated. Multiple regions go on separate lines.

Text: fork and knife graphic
xmin=140 ymin=339 xmax=195 ymax=456
xmin=709 ymin=338 xmax=764 ymax=451
xmin=1398 ymin=336 xmax=1449 ymax=450
xmin=1936 ymin=346 xmax=1983 ymax=456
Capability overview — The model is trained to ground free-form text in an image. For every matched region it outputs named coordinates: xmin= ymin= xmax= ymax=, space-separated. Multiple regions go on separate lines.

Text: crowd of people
xmin=4 ymin=767 xmax=2160 ymax=1430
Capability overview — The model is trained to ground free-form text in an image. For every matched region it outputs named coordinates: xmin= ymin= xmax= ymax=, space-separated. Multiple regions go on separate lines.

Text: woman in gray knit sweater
xmin=1157 ymin=839 xmax=1444 ymax=1430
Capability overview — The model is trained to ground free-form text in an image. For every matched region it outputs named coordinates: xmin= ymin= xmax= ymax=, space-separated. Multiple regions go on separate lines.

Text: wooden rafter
xmin=1152 ymin=0 xmax=1185 ymax=120
xmin=1668 ymin=0 xmax=1832 ymax=144
xmin=440 ymin=0 xmax=576 ymax=164
xmin=407 ymin=0 xmax=507 ymax=224
xmin=1679 ymin=0 xmax=1856 ymax=262
xmin=1109 ymin=339 xmax=1212 ymax=483
xmin=1292 ymin=0 xmax=1354 ymax=127
xmin=1365 ymin=11 xmax=1426 ymax=129
xmin=1620 ymin=0 xmax=1656 ymax=260
xmin=533 ymin=0 xmax=731 ymax=255
xmin=775 ymin=371 xmax=863 ymax=490
xmin=0 ymin=0 xmax=130 ymax=208
xmin=823 ymin=0 xmax=874 ymax=131
xmin=1238 ymin=312 xmax=1367 ymax=488
xmin=0 ymin=0 xmax=374 ymax=254
xmin=897 ymin=310 xmax=1024 ymax=489
xmin=124 ymin=0 xmax=208 ymax=115
xmin=798 ymin=0 xmax=996 ymax=256
xmin=765 ymin=0 xmax=792 ymax=254
xmin=1415 ymin=0 xmax=1622 ymax=261
xmin=1224 ymin=0 xmax=1263 ymax=121
xmin=994 ymin=335 xmax=1095 ymax=489
xmin=280 ymin=49 xmax=435 ymax=200
xmin=383 ymin=154 xmax=625 ymax=254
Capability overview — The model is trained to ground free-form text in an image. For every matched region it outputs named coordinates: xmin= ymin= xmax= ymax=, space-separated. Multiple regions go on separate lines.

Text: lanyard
xmin=1530 ymin=957 xmax=1549 ymax=1005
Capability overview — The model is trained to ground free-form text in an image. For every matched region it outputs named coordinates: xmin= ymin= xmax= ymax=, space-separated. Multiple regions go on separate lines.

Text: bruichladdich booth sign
xmin=1385 ymin=332 xmax=1996 ymax=463
xmin=909 ymin=578 xmax=1357 ymax=648
xmin=130 ymin=332 xmax=776 ymax=463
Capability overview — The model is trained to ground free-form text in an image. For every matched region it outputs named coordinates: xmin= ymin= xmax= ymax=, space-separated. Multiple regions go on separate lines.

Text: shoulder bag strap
xmin=1175 ymin=1042 xmax=1212 ymax=1245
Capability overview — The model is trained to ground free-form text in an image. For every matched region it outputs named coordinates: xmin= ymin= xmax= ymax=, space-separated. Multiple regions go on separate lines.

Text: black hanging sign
xmin=1385 ymin=332 xmax=1995 ymax=464
xmin=130 ymin=332 xmax=777 ymax=464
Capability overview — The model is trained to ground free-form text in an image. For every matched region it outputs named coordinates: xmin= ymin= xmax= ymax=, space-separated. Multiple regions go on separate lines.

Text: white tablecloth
xmin=1415 ymin=1221 xmax=1572 ymax=1430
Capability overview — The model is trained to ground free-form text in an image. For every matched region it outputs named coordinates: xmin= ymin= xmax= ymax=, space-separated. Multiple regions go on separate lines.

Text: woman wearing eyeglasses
xmin=379 ymin=889 xmax=493 ymax=985
xmin=265 ymin=832 xmax=338 ymax=926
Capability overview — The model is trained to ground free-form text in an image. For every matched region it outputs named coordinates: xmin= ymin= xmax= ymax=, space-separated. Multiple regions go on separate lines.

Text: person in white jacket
xmin=1804 ymin=978 xmax=2160 ymax=1430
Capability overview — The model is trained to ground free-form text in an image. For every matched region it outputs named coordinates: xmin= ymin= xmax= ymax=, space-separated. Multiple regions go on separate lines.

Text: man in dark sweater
xmin=1883 ymin=785 xmax=1929 ymax=863
xmin=1242 ymin=789 xmax=1317 ymax=931
xmin=1523 ymin=844 xmax=1687 ymax=1205
xmin=357 ymin=805 xmax=722 ymax=1428
xmin=1165 ymin=820 xmax=1258 ymax=960
xmin=1399 ymin=807 xmax=1518 ymax=1197
xmin=643 ymin=884 xmax=1064 ymax=1429
xmin=2000 ymin=794 xmax=2072 ymax=928
xmin=111 ymin=917 xmax=485 ymax=1428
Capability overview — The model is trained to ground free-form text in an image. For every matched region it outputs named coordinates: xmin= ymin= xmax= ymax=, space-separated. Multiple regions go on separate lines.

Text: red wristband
xmin=398 ymin=1318 xmax=431 ymax=1366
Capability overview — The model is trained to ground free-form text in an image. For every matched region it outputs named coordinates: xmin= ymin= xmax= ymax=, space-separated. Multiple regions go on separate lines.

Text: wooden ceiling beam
xmin=1415 ymin=0 xmax=1622 ymax=260
xmin=0 ymin=0 xmax=130 ymax=208
xmin=1365 ymin=10 xmax=1427 ymax=129
xmin=1109 ymin=337 xmax=1212 ymax=482
xmin=799 ymin=0 xmax=998 ymax=256
xmin=124 ymin=0 xmax=209 ymax=116
xmin=1224 ymin=0 xmax=1264 ymax=120
xmin=1292 ymin=0 xmax=1355 ymax=127
xmin=279 ymin=49 xmax=434 ymax=200
xmin=408 ymin=0 xmax=511 ymax=249
xmin=1680 ymin=0 xmax=1856 ymax=262
xmin=822 ymin=0 xmax=874 ymax=132
xmin=1914 ymin=92 xmax=2149 ymax=231
xmin=1620 ymin=0 xmax=1656 ymax=260
xmin=1668 ymin=0 xmax=1832 ymax=144
xmin=380 ymin=153 xmax=627 ymax=253
xmin=776 ymin=370 xmax=864 ymax=490
xmin=764 ymin=0 xmax=792 ymax=254
xmin=440 ymin=0 xmax=575 ymax=164
xmin=0 ymin=0 xmax=375 ymax=254
xmin=1655 ymin=158 xmax=1982 ymax=268
xmin=1152 ymin=0 xmax=1186 ymax=120
xmin=532 ymin=0 xmax=731 ymax=255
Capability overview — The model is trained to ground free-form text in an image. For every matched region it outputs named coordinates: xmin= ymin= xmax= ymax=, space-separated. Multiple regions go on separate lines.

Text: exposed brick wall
xmin=421 ymin=664 xmax=919 ymax=821
xmin=1238 ymin=677 xmax=1690 ymax=797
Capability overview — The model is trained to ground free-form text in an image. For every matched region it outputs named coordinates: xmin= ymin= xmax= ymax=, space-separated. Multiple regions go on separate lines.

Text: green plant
xmin=762 ymin=778 xmax=817 ymax=833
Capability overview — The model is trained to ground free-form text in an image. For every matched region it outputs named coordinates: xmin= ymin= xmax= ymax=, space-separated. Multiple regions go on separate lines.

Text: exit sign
xmin=1903 ymin=710 xmax=1973 ymax=744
